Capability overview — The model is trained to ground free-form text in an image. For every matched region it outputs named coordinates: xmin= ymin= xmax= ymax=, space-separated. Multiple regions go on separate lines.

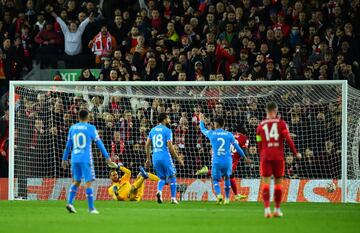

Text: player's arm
xmin=167 ymin=129 xmax=184 ymax=166
xmin=168 ymin=141 xmax=184 ymax=166
xmin=145 ymin=137 xmax=152 ymax=168
xmin=231 ymin=135 xmax=252 ymax=163
xmin=199 ymin=113 xmax=210 ymax=137
xmin=108 ymin=185 xmax=119 ymax=201
xmin=255 ymin=125 xmax=263 ymax=154
xmin=119 ymin=165 xmax=131 ymax=176
xmin=281 ymin=121 xmax=301 ymax=159
xmin=241 ymin=146 xmax=251 ymax=163
xmin=61 ymin=129 xmax=73 ymax=169
xmin=93 ymin=127 xmax=113 ymax=163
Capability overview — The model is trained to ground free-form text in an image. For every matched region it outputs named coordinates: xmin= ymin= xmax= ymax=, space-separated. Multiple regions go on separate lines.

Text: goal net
xmin=9 ymin=81 xmax=360 ymax=203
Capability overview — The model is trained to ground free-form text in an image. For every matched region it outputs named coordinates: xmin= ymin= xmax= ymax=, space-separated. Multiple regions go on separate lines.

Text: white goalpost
xmin=8 ymin=80 xmax=360 ymax=203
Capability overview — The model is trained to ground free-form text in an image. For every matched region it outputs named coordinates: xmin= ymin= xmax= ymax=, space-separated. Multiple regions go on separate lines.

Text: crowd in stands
xmin=1 ymin=0 xmax=359 ymax=179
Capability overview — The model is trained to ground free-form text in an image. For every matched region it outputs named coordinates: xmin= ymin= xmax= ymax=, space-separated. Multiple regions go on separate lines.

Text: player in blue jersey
xmin=145 ymin=113 xmax=184 ymax=204
xmin=62 ymin=109 xmax=114 ymax=214
xmin=199 ymin=113 xmax=248 ymax=204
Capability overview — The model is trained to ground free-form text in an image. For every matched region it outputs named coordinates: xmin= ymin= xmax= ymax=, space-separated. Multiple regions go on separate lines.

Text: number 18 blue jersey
xmin=148 ymin=124 xmax=176 ymax=179
xmin=148 ymin=124 xmax=173 ymax=162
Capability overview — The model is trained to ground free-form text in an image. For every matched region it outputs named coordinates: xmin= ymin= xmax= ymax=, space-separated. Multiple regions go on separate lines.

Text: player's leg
xmin=153 ymin=160 xmax=166 ymax=203
xmin=211 ymin=165 xmax=223 ymax=204
xmin=84 ymin=181 xmax=98 ymax=214
xmin=139 ymin=165 xmax=160 ymax=181
xmin=224 ymin=176 xmax=231 ymax=204
xmin=223 ymin=164 xmax=232 ymax=204
xmin=83 ymin=163 xmax=98 ymax=214
xmin=229 ymin=174 xmax=237 ymax=195
xmin=66 ymin=180 xmax=80 ymax=213
xmin=166 ymin=161 xmax=178 ymax=204
xmin=131 ymin=181 xmax=145 ymax=202
xmin=230 ymin=174 xmax=247 ymax=200
xmin=230 ymin=155 xmax=239 ymax=195
xmin=66 ymin=163 xmax=81 ymax=213
xmin=132 ymin=176 xmax=145 ymax=190
xmin=230 ymin=156 xmax=247 ymax=200
xmin=273 ymin=160 xmax=285 ymax=217
xmin=148 ymin=172 xmax=160 ymax=181
xmin=129 ymin=175 xmax=146 ymax=201
xmin=260 ymin=160 xmax=272 ymax=218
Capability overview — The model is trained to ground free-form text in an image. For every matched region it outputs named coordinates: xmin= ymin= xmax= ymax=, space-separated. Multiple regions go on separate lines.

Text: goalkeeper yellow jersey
xmin=108 ymin=168 xmax=132 ymax=201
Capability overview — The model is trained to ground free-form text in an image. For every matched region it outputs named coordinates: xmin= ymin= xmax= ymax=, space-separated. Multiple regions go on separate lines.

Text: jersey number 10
xmin=262 ymin=123 xmax=279 ymax=141
xmin=73 ymin=133 xmax=86 ymax=150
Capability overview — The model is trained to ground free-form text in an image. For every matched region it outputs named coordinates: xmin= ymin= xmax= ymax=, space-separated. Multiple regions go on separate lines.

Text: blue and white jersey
xmin=199 ymin=121 xmax=244 ymax=164
xmin=62 ymin=122 xmax=109 ymax=163
xmin=148 ymin=124 xmax=173 ymax=162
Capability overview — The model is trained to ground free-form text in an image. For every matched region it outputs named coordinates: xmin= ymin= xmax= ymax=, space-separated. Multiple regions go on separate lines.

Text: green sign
xmin=50 ymin=69 xmax=101 ymax=81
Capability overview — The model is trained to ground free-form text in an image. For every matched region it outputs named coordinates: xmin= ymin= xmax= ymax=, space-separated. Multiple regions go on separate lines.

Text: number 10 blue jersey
xmin=62 ymin=122 xmax=109 ymax=163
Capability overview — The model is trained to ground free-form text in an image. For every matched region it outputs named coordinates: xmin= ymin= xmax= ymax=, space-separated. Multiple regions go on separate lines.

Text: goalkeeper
xmin=108 ymin=164 xmax=159 ymax=201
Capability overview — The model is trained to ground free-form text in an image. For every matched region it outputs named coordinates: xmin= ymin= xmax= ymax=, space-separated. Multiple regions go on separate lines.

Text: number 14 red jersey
xmin=256 ymin=118 xmax=298 ymax=161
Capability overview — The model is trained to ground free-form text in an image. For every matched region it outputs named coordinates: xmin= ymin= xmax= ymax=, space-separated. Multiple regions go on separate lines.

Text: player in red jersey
xmin=256 ymin=102 xmax=301 ymax=218
xmin=195 ymin=124 xmax=252 ymax=200
xmin=230 ymin=124 xmax=252 ymax=200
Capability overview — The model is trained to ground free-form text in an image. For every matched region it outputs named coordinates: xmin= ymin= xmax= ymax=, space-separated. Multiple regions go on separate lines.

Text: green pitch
xmin=0 ymin=201 xmax=359 ymax=233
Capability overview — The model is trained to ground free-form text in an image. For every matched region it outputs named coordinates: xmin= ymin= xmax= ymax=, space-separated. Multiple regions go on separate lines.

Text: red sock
xmin=262 ymin=184 xmax=270 ymax=208
xmin=230 ymin=177 xmax=238 ymax=195
xmin=274 ymin=184 xmax=282 ymax=208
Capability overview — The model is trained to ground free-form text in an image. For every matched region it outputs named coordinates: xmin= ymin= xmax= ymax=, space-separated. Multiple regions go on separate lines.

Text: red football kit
xmin=231 ymin=133 xmax=249 ymax=171
xmin=256 ymin=117 xmax=298 ymax=178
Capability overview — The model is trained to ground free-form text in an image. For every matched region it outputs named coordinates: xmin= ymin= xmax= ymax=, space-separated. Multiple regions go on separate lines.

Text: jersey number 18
xmin=152 ymin=134 xmax=164 ymax=148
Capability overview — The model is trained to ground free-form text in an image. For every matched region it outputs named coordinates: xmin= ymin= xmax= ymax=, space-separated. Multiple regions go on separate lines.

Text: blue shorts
xmin=153 ymin=159 xmax=176 ymax=179
xmin=71 ymin=162 xmax=95 ymax=182
xmin=211 ymin=162 xmax=232 ymax=180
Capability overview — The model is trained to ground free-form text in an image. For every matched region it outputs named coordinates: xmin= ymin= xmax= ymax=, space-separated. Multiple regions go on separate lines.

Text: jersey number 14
xmin=262 ymin=123 xmax=279 ymax=141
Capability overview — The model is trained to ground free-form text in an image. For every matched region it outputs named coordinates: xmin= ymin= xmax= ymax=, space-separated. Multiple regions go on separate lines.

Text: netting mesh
xmin=11 ymin=82 xmax=360 ymax=202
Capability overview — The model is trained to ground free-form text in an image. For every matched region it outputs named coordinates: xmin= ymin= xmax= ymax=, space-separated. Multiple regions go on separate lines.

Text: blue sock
xmin=67 ymin=184 xmax=78 ymax=205
xmin=169 ymin=177 xmax=177 ymax=199
xmin=213 ymin=180 xmax=221 ymax=196
xmin=157 ymin=179 xmax=166 ymax=192
xmin=224 ymin=178 xmax=231 ymax=199
xmin=86 ymin=188 xmax=95 ymax=210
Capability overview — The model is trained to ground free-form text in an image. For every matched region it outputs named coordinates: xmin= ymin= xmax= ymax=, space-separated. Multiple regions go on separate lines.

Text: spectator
xmin=89 ymin=25 xmax=117 ymax=66
xmin=78 ymin=68 xmax=97 ymax=81
xmin=51 ymin=11 xmax=92 ymax=68
xmin=83 ymin=87 xmax=109 ymax=114
xmin=34 ymin=20 xmax=62 ymax=68
xmin=265 ymin=59 xmax=281 ymax=80
xmin=109 ymin=15 xmax=128 ymax=49
xmin=142 ymin=57 xmax=159 ymax=81
xmin=0 ymin=110 xmax=8 ymax=177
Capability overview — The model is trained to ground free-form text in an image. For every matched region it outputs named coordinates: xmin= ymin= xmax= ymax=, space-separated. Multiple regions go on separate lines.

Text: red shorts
xmin=232 ymin=154 xmax=240 ymax=172
xmin=260 ymin=160 xmax=284 ymax=178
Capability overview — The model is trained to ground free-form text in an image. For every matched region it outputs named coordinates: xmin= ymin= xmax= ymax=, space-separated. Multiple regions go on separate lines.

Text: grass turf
xmin=0 ymin=201 xmax=359 ymax=233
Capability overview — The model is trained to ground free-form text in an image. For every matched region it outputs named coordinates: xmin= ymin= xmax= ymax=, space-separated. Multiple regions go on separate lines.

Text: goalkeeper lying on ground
xmin=108 ymin=164 xmax=159 ymax=201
